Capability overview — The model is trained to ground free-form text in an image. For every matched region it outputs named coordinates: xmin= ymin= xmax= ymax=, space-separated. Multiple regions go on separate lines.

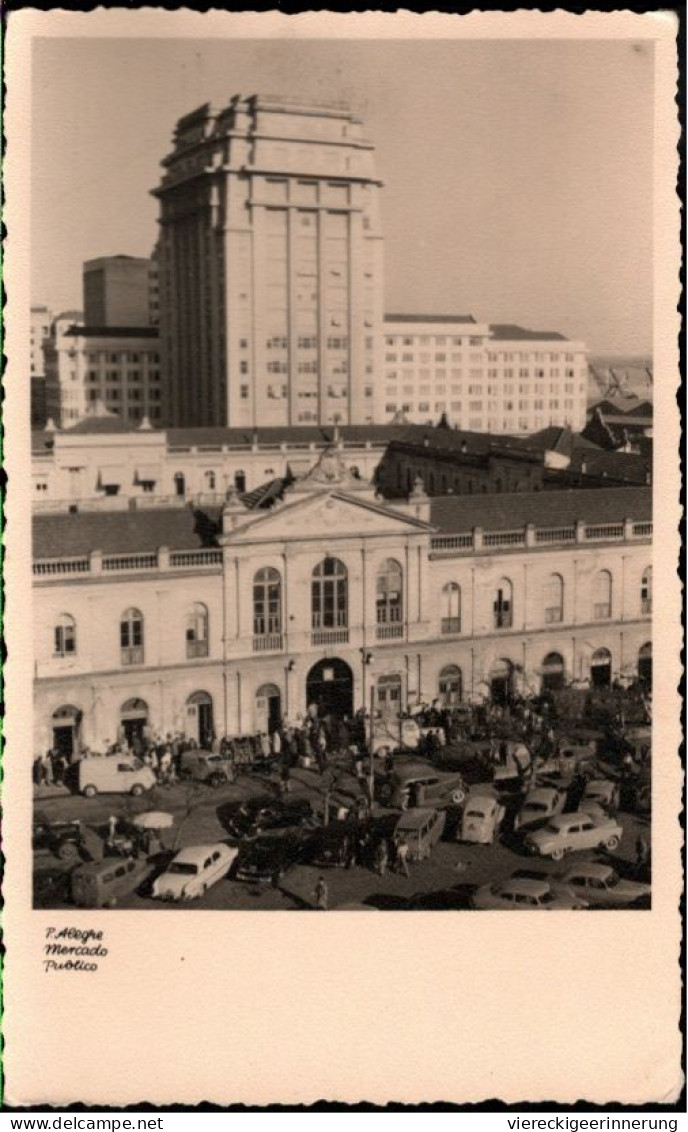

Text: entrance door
xmin=489 ymin=659 xmax=514 ymax=704
xmin=306 ymin=658 xmax=354 ymax=721
xmin=377 ymin=674 xmax=402 ymax=718
xmin=541 ymin=652 xmax=565 ymax=693
xmin=256 ymin=685 xmax=282 ymax=735
xmin=187 ymin=692 xmax=214 ymax=747
xmin=51 ymin=705 xmax=82 ymax=760
xmin=590 ymin=649 xmax=612 ymax=688
xmin=638 ymin=642 xmax=652 ymax=687
xmin=120 ymin=698 xmax=149 ymax=749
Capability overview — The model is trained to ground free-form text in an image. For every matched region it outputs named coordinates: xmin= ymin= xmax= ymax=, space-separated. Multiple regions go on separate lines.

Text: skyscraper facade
xmin=153 ymin=94 xmax=384 ymax=429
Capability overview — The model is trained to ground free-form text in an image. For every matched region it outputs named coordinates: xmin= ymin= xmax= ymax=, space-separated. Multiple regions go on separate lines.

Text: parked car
xmin=393 ymin=807 xmax=446 ymax=860
xmin=72 ymin=855 xmax=153 ymax=908
xmin=557 ymin=862 xmax=651 ymax=908
xmin=78 ymin=755 xmax=157 ymax=798
xmin=234 ymin=831 xmax=307 ymax=885
xmin=524 ymin=811 xmax=624 ymax=860
xmin=34 ymin=867 xmax=72 ymax=908
xmin=228 ymin=796 xmax=314 ymax=840
xmin=378 ymin=762 xmax=467 ymax=809
xmin=581 ymin=778 xmax=621 ymax=813
xmin=459 ymin=789 xmax=506 ymax=844
xmin=151 ymin=843 xmax=238 ymax=901
xmin=179 ymin=751 xmax=234 ymax=788
xmin=513 ymin=787 xmax=567 ymax=834
xmin=308 ymin=821 xmax=358 ymax=869
xmin=471 ymin=876 xmax=588 ymax=911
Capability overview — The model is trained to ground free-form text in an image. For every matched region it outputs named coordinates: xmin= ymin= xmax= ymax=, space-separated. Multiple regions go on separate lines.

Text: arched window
xmin=641 ymin=567 xmax=652 ymax=614
xmin=312 ymin=558 xmax=348 ymax=631
xmin=439 ymin=664 xmax=462 ymax=707
xmin=204 ymin=470 xmax=216 ymax=491
xmin=235 ymin=470 xmax=246 ymax=493
xmin=544 ymin=573 xmax=564 ymax=624
xmin=592 ymin=570 xmax=612 ymax=620
xmin=173 ymin=472 xmax=185 ymax=497
xmin=120 ymin=608 xmax=144 ymax=666
xmin=441 ymin=583 xmax=461 ymax=634
xmin=54 ymin=613 xmax=76 ymax=657
xmin=253 ymin=567 xmax=282 ymax=645
xmin=186 ymin=602 xmax=209 ymax=658
xmin=493 ymin=579 xmax=513 ymax=629
xmin=541 ymin=651 xmax=565 ymax=692
xmin=591 ymin=647 xmax=612 ymax=687
xmin=376 ymin=559 xmax=403 ymax=638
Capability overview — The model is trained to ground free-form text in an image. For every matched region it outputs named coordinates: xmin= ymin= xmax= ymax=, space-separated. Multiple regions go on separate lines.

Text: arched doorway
xmin=590 ymin=648 xmax=612 ymax=688
xmin=306 ymin=658 xmax=354 ymax=721
xmin=638 ymin=642 xmax=652 ymax=688
xmin=489 ymin=659 xmax=514 ymax=705
xmin=541 ymin=652 xmax=566 ymax=692
xmin=51 ymin=704 xmax=83 ymax=761
xmin=120 ymin=698 xmax=149 ymax=748
xmin=377 ymin=674 xmax=402 ymax=718
xmin=255 ymin=684 xmax=282 ymax=735
xmin=438 ymin=665 xmax=463 ymax=707
xmin=187 ymin=691 xmax=214 ymax=748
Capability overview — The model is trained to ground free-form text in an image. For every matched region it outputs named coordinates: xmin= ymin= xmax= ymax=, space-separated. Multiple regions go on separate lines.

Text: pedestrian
xmin=395 ymin=838 xmax=410 ymax=878
xmin=316 ymin=729 xmax=328 ymax=775
xmin=374 ymin=838 xmax=389 ymax=877
xmin=314 ymin=876 xmax=329 ymax=911
xmin=280 ymin=760 xmax=292 ymax=796
xmin=42 ymin=751 xmax=54 ymax=787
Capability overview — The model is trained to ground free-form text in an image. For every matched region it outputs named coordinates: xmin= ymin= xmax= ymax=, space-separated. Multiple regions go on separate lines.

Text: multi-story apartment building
xmin=30 ymin=305 xmax=53 ymax=377
xmin=43 ymin=325 xmax=161 ymax=428
xmin=83 ymin=255 xmax=153 ymax=328
xmin=32 ymin=460 xmax=651 ymax=758
xmin=380 ymin=316 xmax=588 ymax=434
xmin=152 ymin=94 xmax=383 ymax=429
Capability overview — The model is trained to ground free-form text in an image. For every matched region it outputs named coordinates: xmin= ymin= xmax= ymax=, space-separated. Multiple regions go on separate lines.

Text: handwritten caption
xmin=44 ymin=926 xmax=108 ymax=973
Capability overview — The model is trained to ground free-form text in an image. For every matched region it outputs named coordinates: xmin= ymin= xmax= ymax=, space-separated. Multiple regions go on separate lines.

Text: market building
xmin=32 ymin=454 xmax=652 ymax=759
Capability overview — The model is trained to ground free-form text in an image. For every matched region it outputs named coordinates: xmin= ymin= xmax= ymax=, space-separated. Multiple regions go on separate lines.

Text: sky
xmin=31 ymin=36 xmax=654 ymax=355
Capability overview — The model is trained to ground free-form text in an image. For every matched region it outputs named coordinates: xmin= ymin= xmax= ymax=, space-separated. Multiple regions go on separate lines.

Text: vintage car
xmin=557 ymin=862 xmax=651 ymax=908
xmin=524 ymin=811 xmax=623 ymax=860
xmin=227 ymin=796 xmax=314 ymax=840
xmin=179 ymin=751 xmax=234 ymax=788
xmin=459 ymin=789 xmax=506 ymax=844
xmin=513 ymin=787 xmax=567 ymax=834
xmin=151 ymin=843 xmax=238 ymax=901
xmin=378 ymin=762 xmax=467 ymax=809
xmin=471 ymin=876 xmax=588 ymax=911
xmin=234 ymin=830 xmax=307 ymax=885
xmin=33 ymin=818 xmax=106 ymax=864
xmin=78 ymin=755 xmax=157 ymax=798
xmin=581 ymin=777 xmax=621 ymax=813
xmin=393 ymin=807 xmax=446 ymax=860
xmin=308 ymin=821 xmax=358 ymax=869
xmin=72 ymin=855 xmax=154 ymax=908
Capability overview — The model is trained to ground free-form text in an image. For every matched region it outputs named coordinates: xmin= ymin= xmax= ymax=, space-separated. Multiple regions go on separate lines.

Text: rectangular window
xmin=240 ymin=385 xmax=249 ymax=399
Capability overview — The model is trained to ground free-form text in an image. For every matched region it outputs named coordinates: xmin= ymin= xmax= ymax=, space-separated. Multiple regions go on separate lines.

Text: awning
xmin=99 ymin=466 xmax=123 ymax=487
xmin=135 ymin=465 xmax=160 ymax=483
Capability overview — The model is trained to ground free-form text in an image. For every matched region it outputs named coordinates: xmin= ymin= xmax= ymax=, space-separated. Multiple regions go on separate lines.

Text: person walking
xmin=374 ymin=837 xmax=389 ymax=877
xmin=395 ymin=837 xmax=410 ymax=878
xmin=314 ymin=876 xmax=329 ymax=911
xmin=316 ymin=729 xmax=328 ymax=776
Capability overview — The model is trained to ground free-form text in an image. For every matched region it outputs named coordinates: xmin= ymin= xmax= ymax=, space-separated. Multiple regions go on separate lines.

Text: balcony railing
xmin=104 ymin=554 xmax=157 ymax=573
xmin=170 ymin=550 xmax=223 ymax=568
xmin=585 ymin=524 xmax=624 ymax=541
xmin=593 ymin=603 xmax=612 ymax=620
xmin=441 ymin=617 xmax=461 ymax=635
xmin=120 ymin=646 xmax=144 ymax=666
xmin=641 ymin=598 xmax=652 ymax=615
xmin=33 ymin=556 xmax=90 ymax=577
xmin=311 ymin=628 xmax=349 ymax=647
xmin=545 ymin=607 xmax=563 ymax=624
xmin=493 ymin=613 xmax=513 ymax=629
xmin=186 ymin=640 xmax=209 ymax=659
xmin=376 ymin=623 xmax=404 ymax=641
xmin=253 ymin=634 xmax=284 ymax=653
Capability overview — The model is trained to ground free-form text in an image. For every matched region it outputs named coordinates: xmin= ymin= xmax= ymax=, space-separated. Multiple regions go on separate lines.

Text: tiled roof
xmin=569 ymin=450 xmax=650 ymax=484
xmin=64 ymin=326 xmax=159 ymax=338
xmin=488 ymin=324 xmax=568 ymax=342
xmin=430 ymin=486 xmax=651 ymax=534
xmin=527 ymin=428 xmax=600 ymax=454
xmin=33 ymin=507 xmax=218 ymax=559
xmin=384 ymin=314 xmax=477 ymax=325
xmin=63 ymin=417 xmax=143 ymax=435
xmin=167 ymin=424 xmax=426 ymax=448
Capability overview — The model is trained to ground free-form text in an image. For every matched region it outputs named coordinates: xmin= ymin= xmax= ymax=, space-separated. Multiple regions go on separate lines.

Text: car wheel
xmin=130 ymin=784 xmax=144 ymax=797
xmin=58 ymin=842 xmax=79 ymax=862
xmin=451 ymin=788 xmax=466 ymax=806
xmin=82 ymin=785 xmax=97 ymax=798
xmin=550 ymin=847 xmax=565 ymax=861
xmin=605 ymin=835 xmax=620 ymax=850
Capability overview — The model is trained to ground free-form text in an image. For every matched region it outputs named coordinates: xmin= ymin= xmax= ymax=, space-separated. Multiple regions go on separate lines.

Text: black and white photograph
xmin=25 ymin=29 xmax=661 ymax=916
xmin=4 ymin=6 xmax=682 ymax=1110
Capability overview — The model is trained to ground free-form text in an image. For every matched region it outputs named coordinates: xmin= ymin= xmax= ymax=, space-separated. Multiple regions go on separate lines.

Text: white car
xmin=525 ymin=812 xmax=623 ymax=861
xmin=471 ymin=876 xmax=588 ymax=911
xmin=152 ymin=843 xmax=238 ymax=901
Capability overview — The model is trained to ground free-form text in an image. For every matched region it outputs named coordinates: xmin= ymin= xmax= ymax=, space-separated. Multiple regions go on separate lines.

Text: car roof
xmin=501 ymin=878 xmax=551 ymax=897
xmin=549 ymin=813 xmax=591 ymax=829
xmin=525 ymin=787 xmax=559 ymax=802
xmin=173 ymin=844 xmax=226 ymax=861
xmin=586 ymin=778 xmax=612 ymax=788
xmin=393 ymin=763 xmax=438 ymax=779
xmin=395 ymin=807 xmax=438 ymax=829
xmin=562 ymin=862 xmax=612 ymax=879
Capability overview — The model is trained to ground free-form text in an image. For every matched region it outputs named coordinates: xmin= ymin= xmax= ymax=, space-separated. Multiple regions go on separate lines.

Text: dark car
xmin=33 ymin=867 xmax=73 ymax=908
xmin=234 ymin=831 xmax=307 ymax=885
xmin=308 ymin=821 xmax=358 ymax=869
xmin=179 ymin=751 xmax=234 ymax=788
xmin=32 ymin=819 xmax=104 ymax=863
xmin=228 ymin=796 xmax=314 ymax=840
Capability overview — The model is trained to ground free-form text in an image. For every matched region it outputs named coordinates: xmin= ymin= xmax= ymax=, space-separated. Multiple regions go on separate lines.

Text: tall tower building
xmin=83 ymin=256 xmax=153 ymax=328
xmin=152 ymin=94 xmax=384 ymax=428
